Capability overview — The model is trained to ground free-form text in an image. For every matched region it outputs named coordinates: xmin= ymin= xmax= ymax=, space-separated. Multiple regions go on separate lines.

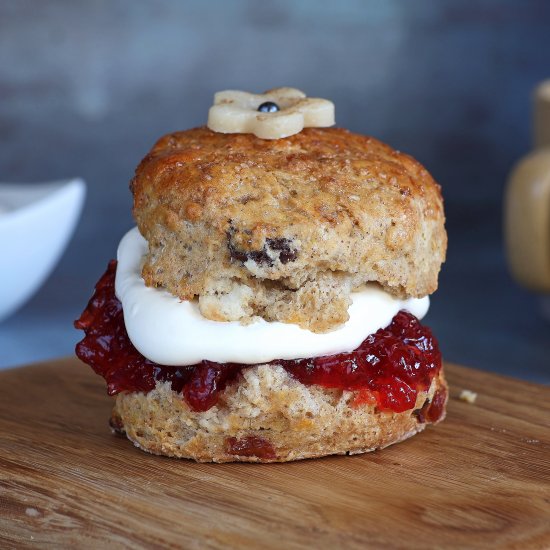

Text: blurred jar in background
xmin=505 ymin=80 xmax=550 ymax=318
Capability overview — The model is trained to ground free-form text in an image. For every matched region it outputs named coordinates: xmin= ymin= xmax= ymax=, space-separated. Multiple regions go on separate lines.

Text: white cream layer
xmin=115 ymin=227 xmax=430 ymax=366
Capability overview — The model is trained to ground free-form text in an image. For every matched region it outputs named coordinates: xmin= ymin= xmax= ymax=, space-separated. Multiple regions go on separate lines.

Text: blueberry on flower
xmin=207 ymin=87 xmax=335 ymax=140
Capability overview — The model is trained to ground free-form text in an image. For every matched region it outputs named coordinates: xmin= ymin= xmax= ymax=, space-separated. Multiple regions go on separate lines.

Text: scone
xmin=75 ymin=88 xmax=448 ymax=463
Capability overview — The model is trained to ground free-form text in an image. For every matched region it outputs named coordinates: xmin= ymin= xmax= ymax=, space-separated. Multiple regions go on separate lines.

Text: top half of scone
xmin=131 ymin=126 xmax=447 ymax=333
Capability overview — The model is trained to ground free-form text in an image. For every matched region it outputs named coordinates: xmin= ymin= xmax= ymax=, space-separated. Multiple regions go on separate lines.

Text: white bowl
xmin=0 ymin=178 xmax=86 ymax=322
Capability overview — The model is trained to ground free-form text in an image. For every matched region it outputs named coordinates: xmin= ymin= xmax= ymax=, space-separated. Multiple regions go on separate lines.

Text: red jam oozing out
xmin=425 ymin=386 xmax=447 ymax=423
xmin=75 ymin=261 xmax=442 ymax=414
xmin=412 ymin=386 xmax=447 ymax=424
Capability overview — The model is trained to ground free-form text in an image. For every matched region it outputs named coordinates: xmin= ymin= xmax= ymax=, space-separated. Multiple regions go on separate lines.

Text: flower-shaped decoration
xmin=207 ymin=87 xmax=335 ymax=140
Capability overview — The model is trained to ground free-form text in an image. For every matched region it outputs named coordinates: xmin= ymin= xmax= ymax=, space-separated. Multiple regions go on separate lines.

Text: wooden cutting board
xmin=0 ymin=358 xmax=549 ymax=549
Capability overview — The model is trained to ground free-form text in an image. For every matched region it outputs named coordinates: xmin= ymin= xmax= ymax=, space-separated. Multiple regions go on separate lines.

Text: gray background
xmin=1 ymin=0 xmax=549 ymax=382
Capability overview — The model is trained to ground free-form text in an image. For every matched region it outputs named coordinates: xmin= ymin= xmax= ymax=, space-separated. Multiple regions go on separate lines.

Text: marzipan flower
xmin=207 ymin=87 xmax=335 ymax=140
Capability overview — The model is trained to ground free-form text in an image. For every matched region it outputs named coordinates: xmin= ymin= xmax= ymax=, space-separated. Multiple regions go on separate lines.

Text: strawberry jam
xmin=75 ymin=261 xmax=442 ymax=414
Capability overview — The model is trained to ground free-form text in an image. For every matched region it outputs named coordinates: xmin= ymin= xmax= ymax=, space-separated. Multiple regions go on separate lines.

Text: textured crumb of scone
xmin=132 ymin=127 xmax=447 ymax=333
xmin=113 ymin=364 xmax=447 ymax=463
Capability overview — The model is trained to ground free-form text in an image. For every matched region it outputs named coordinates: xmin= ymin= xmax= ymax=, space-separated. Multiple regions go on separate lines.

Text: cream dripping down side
xmin=115 ymin=227 xmax=430 ymax=366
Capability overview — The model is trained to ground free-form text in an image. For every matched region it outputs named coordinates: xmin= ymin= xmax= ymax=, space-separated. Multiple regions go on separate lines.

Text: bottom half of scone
xmin=111 ymin=366 xmax=447 ymax=463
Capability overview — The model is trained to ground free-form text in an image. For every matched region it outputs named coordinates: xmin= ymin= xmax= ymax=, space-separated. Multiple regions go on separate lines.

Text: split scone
xmin=75 ymin=88 xmax=448 ymax=463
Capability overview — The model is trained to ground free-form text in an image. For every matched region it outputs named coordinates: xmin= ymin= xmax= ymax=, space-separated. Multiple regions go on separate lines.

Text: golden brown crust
xmin=112 ymin=365 xmax=447 ymax=463
xmin=132 ymin=127 xmax=447 ymax=332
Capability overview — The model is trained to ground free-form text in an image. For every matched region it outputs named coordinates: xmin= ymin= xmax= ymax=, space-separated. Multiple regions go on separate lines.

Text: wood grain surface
xmin=0 ymin=358 xmax=549 ymax=549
